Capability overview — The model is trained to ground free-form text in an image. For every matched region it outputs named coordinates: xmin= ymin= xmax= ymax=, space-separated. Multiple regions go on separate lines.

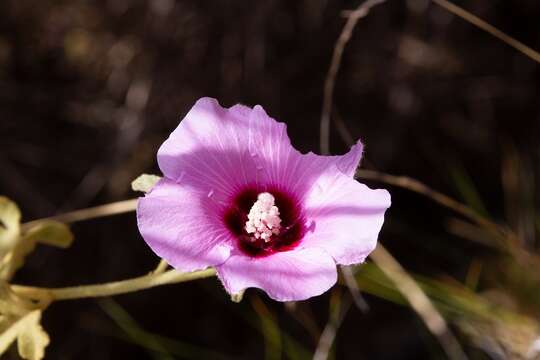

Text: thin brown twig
xmin=333 ymin=110 xmax=355 ymax=148
xmin=432 ymin=0 xmax=540 ymax=64
xmin=320 ymin=0 xmax=387 ymax=155
xmin=340 ymin=266 xmax=369 ymax=312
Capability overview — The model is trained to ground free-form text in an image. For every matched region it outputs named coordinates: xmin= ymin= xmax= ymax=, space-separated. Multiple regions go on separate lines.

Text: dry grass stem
xmin=313 ymin=291 xmax=352 ymax=360
xmin=432 ymin=0 xmax=540 ymax=64
xmin=340 ymin=266 xmax=370 ymax=312
xmin=370 ymin=246 xmax=467 ymax=360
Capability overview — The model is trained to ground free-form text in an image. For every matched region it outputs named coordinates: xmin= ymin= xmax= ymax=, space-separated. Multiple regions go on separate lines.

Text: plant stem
xmin=10 ymin=268 xmax=216 ymax=302
xmin=21 ymin=199 xmax=138 ymax=230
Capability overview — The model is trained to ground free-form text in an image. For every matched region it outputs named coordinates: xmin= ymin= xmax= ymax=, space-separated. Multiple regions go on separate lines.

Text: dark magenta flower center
xmin=223 ymin=186 xmax=305 ymax=257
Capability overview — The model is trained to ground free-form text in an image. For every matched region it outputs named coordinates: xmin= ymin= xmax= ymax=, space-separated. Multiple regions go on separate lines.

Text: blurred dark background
xmin=1 ymin=0 xmax=539 ymax=359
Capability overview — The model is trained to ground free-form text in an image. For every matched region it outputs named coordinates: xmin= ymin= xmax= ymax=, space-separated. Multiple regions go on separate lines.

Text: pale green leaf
xmin=131 ymin=174 xmax=162 ymax=193
xmin=17 ymin=311 xmax=49 ymax=360
xmin=0 ymin=315 xmax=22 ymax=355
xmin=1 ymin=221 xmax=74 ymax=280
xmin=0 ymin=197 xmax=21 ymax=256
xmin=22 ymin=221 xmax=74 ymax=249
xmin=0 ymin=240 xmax=38 ymax=281
xmin=0 ymin=310 xmax=49 ymax=360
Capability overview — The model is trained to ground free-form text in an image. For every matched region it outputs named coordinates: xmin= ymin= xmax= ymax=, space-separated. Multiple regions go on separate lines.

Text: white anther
xmin=245 ymin=192 xmax=282 ymax=243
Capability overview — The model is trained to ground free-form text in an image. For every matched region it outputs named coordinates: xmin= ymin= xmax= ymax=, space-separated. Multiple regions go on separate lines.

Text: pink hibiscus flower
xmin=137 ymin=98 xmax=391 ymax=301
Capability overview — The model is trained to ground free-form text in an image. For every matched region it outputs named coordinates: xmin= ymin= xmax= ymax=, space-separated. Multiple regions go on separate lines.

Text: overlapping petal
xmin=302 ymin=170 xmax=391 ymax=265
xmin=157 ymin=99 xmax=282 ymax=200
xmin=137 ymin=178 xmax=233 ymax=272
xmin=216 ymin=247 xmax=337 ymax=301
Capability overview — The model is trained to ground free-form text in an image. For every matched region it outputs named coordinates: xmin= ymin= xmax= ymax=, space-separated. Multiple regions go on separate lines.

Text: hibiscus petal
xmin=216 ymin=247 xmax=337 ymax=301
xmin=302 ymin=171 xmax=391 ymax=265
xmin=304 ymin=141 xmax=363 ymax=178
xmin=157 ymin=98 xmax=363 ymax=202
xmin=137 ymin=178 xmax=233 ymax=272
xmin=157 ymin=98 xmax=284 ymax=200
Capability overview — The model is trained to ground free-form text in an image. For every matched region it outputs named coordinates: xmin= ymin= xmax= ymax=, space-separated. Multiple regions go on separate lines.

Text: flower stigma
xmin=245 ymin=192 xmax=282 ymax=242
